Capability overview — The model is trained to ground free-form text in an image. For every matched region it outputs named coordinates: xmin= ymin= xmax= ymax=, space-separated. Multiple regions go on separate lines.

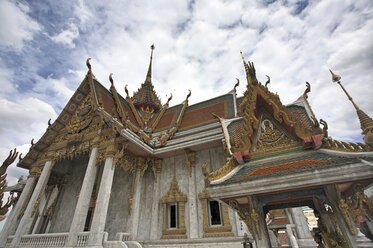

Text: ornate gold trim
xmin=322 ymin=137 xmax=373 ymax=152
xmin=185 ymin=150 xmax=195 ymax=176
xmin=160 ymin=177 xmax=187 ymax=239
xmin=228 ymin=199 xmax=254 ymax=238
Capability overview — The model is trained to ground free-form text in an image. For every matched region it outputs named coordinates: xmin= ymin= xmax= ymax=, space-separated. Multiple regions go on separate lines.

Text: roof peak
xmin=132 ymin=44 xmax=162 ymax=112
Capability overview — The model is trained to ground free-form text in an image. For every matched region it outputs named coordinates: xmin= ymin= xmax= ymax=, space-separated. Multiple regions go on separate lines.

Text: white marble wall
xmin=49 ymin=157 xmax=88 ymax=233
xmin=104 ymin=167 xmax=133 ymax=239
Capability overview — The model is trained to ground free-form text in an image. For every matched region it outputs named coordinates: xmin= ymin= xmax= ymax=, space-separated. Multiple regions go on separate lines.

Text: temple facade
xmin=0 ymin=46 xmax=372 ymax=248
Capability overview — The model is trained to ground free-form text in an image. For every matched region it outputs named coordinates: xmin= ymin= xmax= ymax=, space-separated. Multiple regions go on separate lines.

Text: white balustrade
xmin=18 ymin=233 xmax=68 ymax=247
xmin=5 ymin=236 xmax=13 ymax=247
xmin=76 ymin=232 xmax=90 ymax=247
xmin=115 ymin=232 xmax=132 ymax=242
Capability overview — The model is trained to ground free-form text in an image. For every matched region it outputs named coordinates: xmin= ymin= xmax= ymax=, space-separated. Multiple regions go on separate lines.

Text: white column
xmin=11 ymin=160 xmax=53 ymax=246
xmin=0 ymin=176 xmax=36 ymax=247
xmin=188 ymin=166 xmax=199 ymax=238
xmin=149 ymin=174 xmax=160 ymax=239
xmin=88 ymin=156 xmax=115 ymax=246
xmin=131 ymin=170 xmax=142 ymax=239
xmin=66 ymin=147 xmax=99 ymax=246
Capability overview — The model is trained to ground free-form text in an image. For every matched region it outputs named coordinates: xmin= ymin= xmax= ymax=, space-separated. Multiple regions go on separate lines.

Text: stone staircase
xmin=357 ymin=232 xmax=373 ymax=248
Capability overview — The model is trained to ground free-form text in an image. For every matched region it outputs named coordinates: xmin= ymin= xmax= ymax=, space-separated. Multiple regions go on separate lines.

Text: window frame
xmin=207 ymin=199 xmax=223 ymax=227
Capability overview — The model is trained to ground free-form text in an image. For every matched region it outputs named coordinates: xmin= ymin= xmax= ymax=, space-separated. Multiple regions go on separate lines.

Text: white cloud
xmin=50 ymin=22 xmax=79 ymax=48
xmin=0 ymin=0 xmax=41 ymax=50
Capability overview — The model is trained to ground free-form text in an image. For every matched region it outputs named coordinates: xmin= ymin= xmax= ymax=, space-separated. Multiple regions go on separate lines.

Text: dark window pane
xmin=170 ymin=205 xmax=177 ymax=228
xmin=84 ymin=208 xmax=93 ymax=231
xmin=210 ymin=200 xmax=222 ymax=225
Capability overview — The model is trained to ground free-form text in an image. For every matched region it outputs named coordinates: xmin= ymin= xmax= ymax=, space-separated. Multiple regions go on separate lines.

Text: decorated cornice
xmin=17 ymin=69 xmax=92 ymax=169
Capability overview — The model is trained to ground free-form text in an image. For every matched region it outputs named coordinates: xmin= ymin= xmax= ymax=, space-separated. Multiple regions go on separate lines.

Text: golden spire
xmin=146 ymin=44 xmax=155 ymax=84
xmin=240 ymin=51 xmax=249 ymax=77
xmin=329 ymin=69 xmax=373 ymax=144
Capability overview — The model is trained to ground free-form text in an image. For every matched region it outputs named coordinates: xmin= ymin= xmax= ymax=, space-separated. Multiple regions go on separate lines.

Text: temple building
xmin=0 ymin=45 xmax=372 ymax=248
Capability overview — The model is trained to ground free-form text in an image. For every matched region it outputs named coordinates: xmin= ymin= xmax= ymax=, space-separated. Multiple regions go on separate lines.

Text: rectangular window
xmin=84 ymin=207 xmax=93 ymax=231
xmin=167 ymin=203 xmax=178 ymax=229
xmin=38 ymin=216 xmax=49 ymax=234
xmin=208 ymin=200 xmax=223 ymax=226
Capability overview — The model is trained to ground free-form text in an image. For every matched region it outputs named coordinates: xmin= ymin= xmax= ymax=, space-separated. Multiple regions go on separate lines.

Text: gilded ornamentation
xmin=185 ymin=150 xmax=195 ymax=176
xmin=129 ymin=195 xmax=133 ymax=215
xmin=202 ymin=163 xmax=210 ymax=187
xmin=151 ymin=159 xmax=162 ymax=180
xmin=338 ymin=198 xmax=355 ymax=235
xmin=251 ymin=208 xmax=261 ymax=240
xmin=158 ymin=90 xmax=191 ymax=147
xmin=322 ymin=137 xmax=373 ymax=152
xmin=0 ymin=149 xmax=19 ymax=217
xmin=345 ymin=184 xmax=373 ymax=228
xmin=29 ymin=166 xmax=43 ymax=178
xmin=326 ymin=206 xmax=348 ymax=248
xmin=96 ymin=150 xmax=106 ymax=164
xmin=136 ymin=157 xmax=148 ymax=177
xmin=251 ymin=118 xmax=301 ymax=159
xmin=209 ymin=156 xmax=238 ymax=181
xmin=232 ymin=54 xmax=312 ymax=156
xmin=228 ymin=199 xmax=254 ymax=238
xmin=160 ymin=176 xmax=187 ymax=239
xmin=198 ymin=190 xmax=233 ymax=237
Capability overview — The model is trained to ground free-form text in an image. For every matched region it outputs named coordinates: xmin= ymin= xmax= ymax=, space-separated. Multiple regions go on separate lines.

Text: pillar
xmin=324 ymin=185 xmax=358 ymax=248
xmin=249 ymin=196 xmax=271 ymax=248
xmin=11 ymin=160 xmax=54 ymax=246
xmin=149 ymin=173 xmax=161 ymax=239
xmin=66 ymin=146 xmax=99 ymax=246
xmin=286 ymin=208 xmax=316 ymax=247
xmin=188 ymin=166 xmax=199 ymax=238
xmin=88 ymin=144 xmax=116 ymax=246
xmin=130 ymin=170 xmax=142 ymax=239
xmin=0 ymin=176 xmax=36 ymax=247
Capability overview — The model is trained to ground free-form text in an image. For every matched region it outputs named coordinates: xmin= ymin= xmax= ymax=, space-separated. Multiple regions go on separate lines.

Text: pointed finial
xmin=304 ymin=81 xmax=311 ymax=99
xmin=186 ymin=89 xmax=191 ymax=100
xmin=145 ymin=44 xmax=155 ymax=84
xmin=109 ymin=73 xmax=114 ymax=86
xmin=86 ymin=58 xmax=91 ymax=71
xmin=265 ymin=75 xmax=270 ymax=88
xmin=240 ymin=51 xmax=250 ymax=78
xmin=166 ymin=93 xmax=173 ymax=104
xmin=329 ymin=69 xmax=341 ymax=82
xmin=124 ymin=84 xmax=129 ymax=97
xmin=234 ymin=78 xmax=240 ymax=91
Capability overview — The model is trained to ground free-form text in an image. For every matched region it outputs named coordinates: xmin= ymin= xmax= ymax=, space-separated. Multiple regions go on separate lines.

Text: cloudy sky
xmin=0 ymin=0 xmax=372 ymax=211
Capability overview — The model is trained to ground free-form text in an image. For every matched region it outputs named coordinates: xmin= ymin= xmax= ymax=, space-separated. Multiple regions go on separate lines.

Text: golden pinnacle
xmin=329 ymin=69 xmax=341 ymax=83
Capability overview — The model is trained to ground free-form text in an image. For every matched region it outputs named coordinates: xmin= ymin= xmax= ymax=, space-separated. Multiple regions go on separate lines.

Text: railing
xmin=76 ymin=232 xmax=90 ymax=247
xmin=19 ymin=233 xmax=68 ymax=247
xmin=5 ymin=235 xmax=14 ymax=247
xmin=116 ymin=232 xmax=132 ymax=242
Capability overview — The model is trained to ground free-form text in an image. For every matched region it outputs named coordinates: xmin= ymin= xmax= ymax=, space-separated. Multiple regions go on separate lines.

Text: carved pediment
xmin=251 ymin=112 xmax=302 ymax=159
